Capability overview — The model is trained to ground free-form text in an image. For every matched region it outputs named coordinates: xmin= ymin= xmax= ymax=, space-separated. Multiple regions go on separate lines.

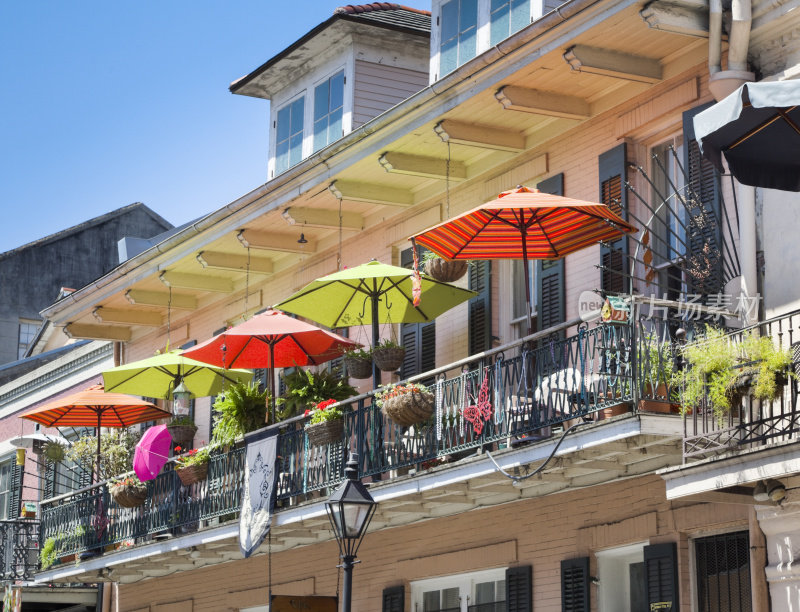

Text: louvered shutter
xmin=382 ymin=585 xmax=404 ymax=612
xmin=644 ymin=542 xmax=680 ymax=611
xmin=506 ymin=565 xmax=532 ymax=612
xmin=43 ymin=460 xmax=55 ymax=499
xmin=599 ymin=143 xmax=629 ymax=295
xmin=683 ymin=105 xmax=723 ymax=295
xmin=535 ymin=173 xmax=566 ymax=334
xmin=9 ymin=464 xmax=22 ymax=519
xmin=469 ymin=260 xmax=492 ymax=355
xmin=561 ymin=557 xmax=590 ymax=612
xmin=400 ymin=247 xmax=436 ymax=380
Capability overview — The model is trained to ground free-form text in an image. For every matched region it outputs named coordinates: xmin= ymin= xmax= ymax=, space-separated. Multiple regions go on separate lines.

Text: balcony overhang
xmin=34 ymin=413 xmax=684 ymax=585
xmin=660 ymin=439 xmax=800 ymax=501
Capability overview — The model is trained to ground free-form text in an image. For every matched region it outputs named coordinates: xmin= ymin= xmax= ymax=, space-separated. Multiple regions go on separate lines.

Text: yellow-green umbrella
xmin=102 ymin=351 xmax=252 ymax=399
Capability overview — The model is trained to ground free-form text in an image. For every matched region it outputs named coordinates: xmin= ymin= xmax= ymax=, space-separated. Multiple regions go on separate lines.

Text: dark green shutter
xmin=683 ymin=104 xmax=723 ymax=295
xmin=382 ymin=585 xmax=404 ymax=612
xmin=598 ymin=143 xmax=629 ymax=295
xmin=468 ymin=260 xmax=492 ymax=354
xmin=561 ymin=557 xmax=590 ymax=612
xmin=506 ymin=565 xmax=532 ymax=612
xmin=400 ymin=247 xmax=436 ymax=379
xmin=535 ymin=173 xmax=566 ymax=333
xmin=9 ymin=463 xmax=22 ymax=518
xmin=644 ymin=542 xmax=679 ymax=611
xmin=44 ymin=460 xmax=56 ymax=499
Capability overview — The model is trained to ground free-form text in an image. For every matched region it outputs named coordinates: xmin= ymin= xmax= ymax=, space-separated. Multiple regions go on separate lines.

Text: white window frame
xmin=18 ymin=319 xmax=39 ymax=360
xmin=595 ymin=542 xmax=647 ymax=612
xmin=411 ymin=567 xmax=506 ymax=611
xmin=312 ymin=67 xmax=347 ymax=153
xmin=271 ymin=92 xmax=306 ymax=177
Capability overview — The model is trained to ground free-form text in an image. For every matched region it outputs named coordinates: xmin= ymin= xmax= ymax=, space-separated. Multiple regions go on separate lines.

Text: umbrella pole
xmin=371 ymin=292 xmax=380 ymax=390
xmin=521 ymin=240 xmax=534 ymax=337
xmin=269 ymin=343 xmax=276 ymax=424
xmin=96 ymin=411 xmax=102 ymax=484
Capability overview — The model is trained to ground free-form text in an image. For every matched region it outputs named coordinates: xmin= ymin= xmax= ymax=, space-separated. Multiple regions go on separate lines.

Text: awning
xmin=693 ymin=80 xmax=800 ymax=191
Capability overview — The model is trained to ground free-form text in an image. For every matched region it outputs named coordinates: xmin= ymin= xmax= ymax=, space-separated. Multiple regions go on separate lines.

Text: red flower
xmin=304 ymin=409 xmax=311 ymax=417
xmin=174 ymin=446 xmax=182 ymax=453
xmin=316 ymin=399 xmax=337 ymax=411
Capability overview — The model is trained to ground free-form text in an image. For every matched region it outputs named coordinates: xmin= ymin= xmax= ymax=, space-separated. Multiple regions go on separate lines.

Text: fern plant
xmin=211 ymin=381 xmax=269 ymax=447
xmin=277 ymin=369 xmax=357 ymax=421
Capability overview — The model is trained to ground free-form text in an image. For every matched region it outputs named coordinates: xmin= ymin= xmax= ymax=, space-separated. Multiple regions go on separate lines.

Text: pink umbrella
xmin=134 ymin=425 xmax=173 ymax=481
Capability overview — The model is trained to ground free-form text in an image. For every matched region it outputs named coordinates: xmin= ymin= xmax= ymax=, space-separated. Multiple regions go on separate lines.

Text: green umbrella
xmin=102 ymin=351 xmax=253 ymax=399
xmin=274 ymin=260 xmax=476 ymax=386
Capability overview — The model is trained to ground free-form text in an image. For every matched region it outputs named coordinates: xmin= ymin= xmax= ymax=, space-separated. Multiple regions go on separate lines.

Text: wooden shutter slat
xmin=535 ymin=174 xmax=566 ymax=334
xmin=561 ymin=557 xmax=590 ymax=612
xmin=400 ymin=247 xmax=436 ymax=379
xmin=644 ymin=542 xmax=680 ymax=611
xmin=382 ymin=585 xmax=404 ymax=612
xmin=506 ymin=565 xmax=532 ymax=612
xmin=598 ymin=143 xmax=628 ymax=295
xmin=9 ymin=463 xmax=22 ymax=518
xmin=469 ymin=260 xmax=492 ymax=355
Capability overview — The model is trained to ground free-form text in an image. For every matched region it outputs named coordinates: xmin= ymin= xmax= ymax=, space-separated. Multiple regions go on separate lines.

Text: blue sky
xmin=0 ymin=1 xmax=430 ymax=253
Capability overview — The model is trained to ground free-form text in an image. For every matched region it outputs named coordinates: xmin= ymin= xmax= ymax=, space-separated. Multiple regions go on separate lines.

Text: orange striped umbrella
xmin=410 ymin=186 xmax=637 ymax=333
xmin=20 ymin=384 xmax=170 ymax=480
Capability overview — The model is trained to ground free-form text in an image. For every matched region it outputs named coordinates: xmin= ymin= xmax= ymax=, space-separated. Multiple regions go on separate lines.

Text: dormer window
xmin=440 ymin=0 xmax=478 ymax=76
xmin=275 ymin=96 xmax=305 ymax=174
xmin=313 ymin=70 xmax=345 ymax=152
xmin=490 ymin=0 xmax=530 ymax=45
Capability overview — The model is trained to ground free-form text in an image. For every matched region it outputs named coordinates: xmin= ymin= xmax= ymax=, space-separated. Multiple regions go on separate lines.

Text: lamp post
xmin=325 ymin=453 xmax=377 ymax=612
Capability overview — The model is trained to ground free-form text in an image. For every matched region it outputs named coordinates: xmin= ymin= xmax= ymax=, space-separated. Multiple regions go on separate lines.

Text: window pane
xmin=475 ymin=582 xmax=495 ymax=604
xmin=330 ymin=72 xmax=344 ymax=110
xmin=490 ymin=4 xmax=510 ymax=45
xmin=510 ymin=0 xmax=529 ymax=32
xmin=328 ymin=108 xmax=343 ymax=143
xmin=441 ymin=0 xmax=459 ymax=42
xmin=314 ymin=81 xmax=329 ymax=121
xmin=440 ymin=39 xmax=458 ymax=75
xmin=289 ymin=132 xmax=303 ymax=166
xmin=276 ymin=106 xmax=291 ymax=141
xmin=460 ymin=0 xmax=478 ymax=31
xmin=459 ymin=23 xmax=477 ymax=64
xmin=275 ymin=140 xmax=289 ymax=174
xmin=423 ymin=590 xmax=439 ymax=611
xmin=290 ymin=98 xmax=304 ymax=134
xmin=313 ymin=118 xmax=327 ymax=152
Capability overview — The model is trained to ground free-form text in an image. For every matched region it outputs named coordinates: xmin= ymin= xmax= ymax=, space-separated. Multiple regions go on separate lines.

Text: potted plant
xmin=40 ymin=533 xmax=62 ymax=570
xmin=638 ymin=341 xmax=680 ymax=414
xmin=375 ymin=382 xmax=435 ymax=427
xmin=66 ymin=429 xmax=140 ymax=481
xmin=304 ymin=399 xmax=346 ymax=446
xmin=211 ymin=381 xmax=270 ymax=448
xmin=421 ymin=250 xmax=469 ymax=283
xmin=173 ymin=445 xmax=210 ymax=486
xmin=109 ymin=474 xmax=148 ymax=508
xmin=277 ymin=368 xmax=357 ymax=421
xmin=372 ymin=338 xmax=406 ymax=372
xmin=741 ymin=333 xmax=794 ymax=403
xmin=43 ymin=440 xmax=66 ymax=464
xmin=167 ymin=416 xmax=198 ymax=449
xmin=342 ymin=348 xmax=373 ymax=380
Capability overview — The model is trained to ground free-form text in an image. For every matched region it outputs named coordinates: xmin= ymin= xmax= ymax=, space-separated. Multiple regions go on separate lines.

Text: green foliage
xmin=305 ymin=398 xmax=347 ymax=425
xmin=373 ymin=382 xmax=430 ymax=408
xmin=43 ymin=441 xmax=66 ymax=463
xmin=211 ymin=381 xmax=269 ymax=447
xmin=167 ymin=416 xmax=196 ymax=428
xmin=175 ymin=447 xmax=210 ymax=467
xmin=65 ymin=429 xmax=140 ymax=481
xmin=742 ymin=334 xmax=794 ymax=401
xmin=421 ymin=250 xmax=442 ymax=264
xmin=277 ymin=369 xmax=357 ymax=421
xmin=343 ymin=347 xmax=372 ymax=360
xmin=40 ymin=535 xmax=59 ymax=570
xmin=374 ymin=338 xmax=402 ymax=350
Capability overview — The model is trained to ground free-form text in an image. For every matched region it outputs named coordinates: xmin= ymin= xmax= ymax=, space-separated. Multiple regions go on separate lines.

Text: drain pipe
xmin=709 ymin=0 xmax=722 ymax=76
xmin=708 ymin=0 xmax=754 ymax=100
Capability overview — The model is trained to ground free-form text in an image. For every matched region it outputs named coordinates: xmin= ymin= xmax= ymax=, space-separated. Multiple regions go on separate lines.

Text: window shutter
xmin=598 ymin=143 xmax=629 ymax=295
xmin=535 ymin=173 xmax=565 ymax=333
xmin=468 ymin=260 xmax=492 ymax=355
xmin=683 ymin=104 xmax=723 ymax=295
xmin=561 ymin=557 xmax=590 ymax=612
xmin=644 ymin=542 xmax=680 ymax=611
xmin=506 ymin=565 xmax=532 ymax=612
xmin=44 ymin=460 xmax=55 ymax=499
xmin=400 ymin=247 xmax=436 ymax=380
xmin=9 ymin=463 xmax=22 ymax=519
xmin=382 ymin=585 xmax=404 ymax=612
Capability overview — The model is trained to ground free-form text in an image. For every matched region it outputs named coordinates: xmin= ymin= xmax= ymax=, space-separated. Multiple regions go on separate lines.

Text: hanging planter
xmin=305 ymin=418 xmax=345 ymax=446
xmin=376 ymin=383 xmax=435 ymax=427
xmin=343 ymin=349 xmax=373 ymax=379
xmin=43 ymin=441 xmax=66 ymax=463
xmin=373 ymin=340 xmax=406 ymax=372
xmin=167 ymin=418 xmax=198 ymax=448
xmin=174 ymin=448 xmax=210 ymax=486
xmin=423 ymin=256 xmax=469 ymax=283
xmin=110 ymin=477 xmax=148 ymax=508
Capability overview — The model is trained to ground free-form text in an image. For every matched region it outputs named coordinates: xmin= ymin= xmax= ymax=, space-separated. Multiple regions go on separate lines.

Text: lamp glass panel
xmin=342 ymin=503 xmax=369 ymax=538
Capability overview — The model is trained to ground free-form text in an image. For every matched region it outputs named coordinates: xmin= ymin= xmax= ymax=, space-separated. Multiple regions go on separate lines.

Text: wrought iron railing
xmin=0 ymin=519 xmax=39 ymax=582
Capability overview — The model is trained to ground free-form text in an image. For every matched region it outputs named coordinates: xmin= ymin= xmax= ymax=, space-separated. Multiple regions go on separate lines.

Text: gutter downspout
xmin=709 ymin=0 xmax=723 ymax=76
xmin=708 ymin=0 xmax=754 ymax=100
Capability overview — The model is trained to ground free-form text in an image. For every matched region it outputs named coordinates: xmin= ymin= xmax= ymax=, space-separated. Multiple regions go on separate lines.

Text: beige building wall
xmin=116 ymin=474 xmax=758 ymax=611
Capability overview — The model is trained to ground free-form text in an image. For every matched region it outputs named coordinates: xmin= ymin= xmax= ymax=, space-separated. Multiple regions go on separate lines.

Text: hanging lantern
xmin=15 ymin=448 xmax=25 ymax=466
xmin=172 ymin=379 xmax=192 ymax=416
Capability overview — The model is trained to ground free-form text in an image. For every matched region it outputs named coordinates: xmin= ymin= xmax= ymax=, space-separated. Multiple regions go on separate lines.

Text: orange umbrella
xmin=410 ymin=186 xmax=638 ymax=334
xmin=19 ymin=384 xmax=170 ymax=480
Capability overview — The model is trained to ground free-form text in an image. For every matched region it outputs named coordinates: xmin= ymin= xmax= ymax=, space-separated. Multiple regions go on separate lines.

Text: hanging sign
xmin=601 ymin=296 xmax=630 ymax=323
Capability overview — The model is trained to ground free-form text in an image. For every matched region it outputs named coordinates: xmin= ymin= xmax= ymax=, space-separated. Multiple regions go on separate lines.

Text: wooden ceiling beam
xmin=159 ymin=271 xmax=234 ymax=293
xmin=92 ymin=307 xmax=163 ymax=327
xmin=434 ymin=119 xmax=525 ymax=152
xmin=563 ymin=45 xmax=662 ymax=83
xmin=124 ymin=289 xmax=197 ymax=310
xmin=196 ymin=251 xmax=274 ymax=275
xmin=237 ymin=229 xmax=318 ymax=254
xmin=281 ymin=206 xmax=363 ymax=230
xmin=329 ymin=180 xmax=415 ymax=207
xmin=495 ymin=85 xmax=591 ymax=120
xmin=379 ymin=152 xmax=467 ymax=180
xmin=64 ymin=322 xmax=131 ymax=342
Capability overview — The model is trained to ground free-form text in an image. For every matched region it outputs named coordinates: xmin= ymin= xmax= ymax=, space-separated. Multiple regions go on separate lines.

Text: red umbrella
xmin=183 ymin=309 xmax=360 ymax=418
xmin=410 ymin=186 xmax=637 ymax=334
xmin=133 ymin=424 xmax=173 ymax=481
xmin=19 ymin=384 xmax=170 ymax=481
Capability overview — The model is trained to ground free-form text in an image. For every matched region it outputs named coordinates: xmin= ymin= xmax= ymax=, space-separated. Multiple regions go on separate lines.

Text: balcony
xmin=0 ymin=519 xmax=39 ymax=582
xmin=32 ymin=314 xmax=692 ymax=583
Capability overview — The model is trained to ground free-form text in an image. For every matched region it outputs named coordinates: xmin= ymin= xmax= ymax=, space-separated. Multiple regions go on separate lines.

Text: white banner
xmin=239 ymin=430 xmax=278 ymax=558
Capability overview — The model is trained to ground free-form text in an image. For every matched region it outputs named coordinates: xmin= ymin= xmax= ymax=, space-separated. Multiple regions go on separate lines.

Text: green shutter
xmin=469 ymin=260 xmax=492 ymax=354
xmin=561 ymin=557 xmax=590 ymax=612
xmin=598 ymin=143 xmax=629 ymax=295
xmin=400 ymin=247 xmax=436 ymax=379
xmin=535 ymin=173 xmax=566 ymax=333
xmin=9 ymin=463 xmax=22 ymax=518
xmin=44 ymin=460 xmax=56 ymax=499
xmin=644 ymin=542 xmax=680 ymax=611
xmin=506 ymin=565 xmax=533 ymax=612
xmin=382 ymin=585 xmax=404 ymax=612
xmin=683 ymin=104 xmax=724 ymax=295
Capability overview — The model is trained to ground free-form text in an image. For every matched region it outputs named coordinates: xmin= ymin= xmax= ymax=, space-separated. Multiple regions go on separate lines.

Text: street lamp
xmin=325 ymin=453 xmax=377 ymax=612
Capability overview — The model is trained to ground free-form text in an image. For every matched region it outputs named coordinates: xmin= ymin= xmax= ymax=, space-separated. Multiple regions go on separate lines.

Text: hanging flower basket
xmin=167 ymin=424 xmax=197 ymax=448
xmin=373 ymin=346 xmax=406 ymax=371
xmin=176 ymin=462 xmax=209 ymax=487
xmin=424 ymin=258 xmax=468 ymax=283
xmin=381 ymin=389 xmax=435 ymax=427
xmin=305 ymin=418 xmax=345 ymax=446
xmin=110 ymin=483 xmax=148 ymax=508
xmin=344 ymin=354 xmax=373 ymax=379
